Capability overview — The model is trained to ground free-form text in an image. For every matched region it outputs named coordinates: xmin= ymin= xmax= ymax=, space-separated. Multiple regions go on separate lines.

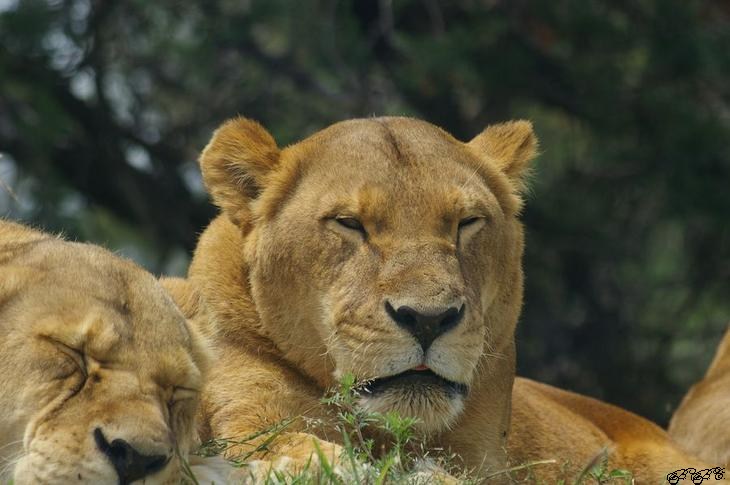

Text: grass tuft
xmin=181 ymin=375 xmax=635 ymax=484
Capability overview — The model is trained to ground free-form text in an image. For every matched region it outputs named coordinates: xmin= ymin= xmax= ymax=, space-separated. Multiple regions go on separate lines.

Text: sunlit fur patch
xmin=357 ymin=370 xmax=467 ymax=434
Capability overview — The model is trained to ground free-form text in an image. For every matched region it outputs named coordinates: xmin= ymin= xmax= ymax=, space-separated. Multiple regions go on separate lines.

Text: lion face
xmin=200 ymin=117 xmax=536 ymax=434
xmin=0 ymin=227 xmax=209 ymax=484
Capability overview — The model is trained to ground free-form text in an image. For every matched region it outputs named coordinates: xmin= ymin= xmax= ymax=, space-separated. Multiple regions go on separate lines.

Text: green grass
xmin=182 ymin=375 xmax=634 ymax=484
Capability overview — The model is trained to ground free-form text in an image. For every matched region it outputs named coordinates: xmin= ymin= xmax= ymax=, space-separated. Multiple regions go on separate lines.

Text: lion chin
xmin=357 ymin=368 xmax=468 ymax=434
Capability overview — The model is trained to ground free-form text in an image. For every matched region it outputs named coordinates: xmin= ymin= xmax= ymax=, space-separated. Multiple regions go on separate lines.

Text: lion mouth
xmin=360 ymin=368 xmax=468 ymax=397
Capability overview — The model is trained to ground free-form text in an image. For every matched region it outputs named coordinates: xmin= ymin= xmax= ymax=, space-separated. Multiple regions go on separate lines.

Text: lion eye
xmin=335 ymin=217 xmax=366 ymax=234
xmin=458 ymin=216 xmax=482 ymax=229
xmin=45 ymin=338 xmax=87 ymax=376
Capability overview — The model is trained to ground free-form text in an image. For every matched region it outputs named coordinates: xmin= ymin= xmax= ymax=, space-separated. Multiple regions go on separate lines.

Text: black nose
xmin=385 ymin=301 xmax=465 ymax=351
xmin=94 ymin=428 xmax=170 ymax=485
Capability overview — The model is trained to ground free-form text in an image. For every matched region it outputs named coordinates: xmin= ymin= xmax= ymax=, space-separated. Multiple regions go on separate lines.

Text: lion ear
xmin=199 ymin=117 xmax=280 ymax=224
xmin=468 ymin=120 xmax=538 ymax=192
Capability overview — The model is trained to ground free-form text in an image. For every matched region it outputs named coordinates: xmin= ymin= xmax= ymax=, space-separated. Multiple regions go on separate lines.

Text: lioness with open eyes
xmin=0 ymin=221 xmax=215 ymax=485
xmin=172 ymin=116 xmax=717 ymax=483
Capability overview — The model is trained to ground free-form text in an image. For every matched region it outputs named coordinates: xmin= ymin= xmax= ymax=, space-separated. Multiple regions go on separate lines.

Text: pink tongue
xmin=413 ymin=364 xmax=429 ymax=371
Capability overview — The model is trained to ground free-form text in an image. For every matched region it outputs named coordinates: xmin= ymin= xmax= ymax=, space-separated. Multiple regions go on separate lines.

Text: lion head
xmin=197 ymin=117 xmax=536 ymax=434
xmin=0 ymin=221 xmax=210 ymax=484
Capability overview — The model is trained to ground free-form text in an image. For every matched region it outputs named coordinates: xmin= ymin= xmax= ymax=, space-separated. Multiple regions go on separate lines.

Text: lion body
xmin=173 ymin=116 xmax=717 ymax=483
xmin=509 ymin=378 xmax=709 ymax=481
xmin=0 ymin=220 xmax=212 ymax=484
xmin=669 ymin=327 xmax=730 ymax=465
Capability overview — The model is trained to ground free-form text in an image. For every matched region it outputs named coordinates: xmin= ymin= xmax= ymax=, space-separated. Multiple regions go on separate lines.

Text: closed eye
xmin=457 ymin=216 xmax=487 ymax=244
xmin=335 ymin=216 xmax=365 ymax=233
xmin=42 ymin=336 xmax=88 ymax=377
xmin=458 ymin=216 xmax=482 ymax=229
xmin=328 ymin=216 xmax=369 ymax=242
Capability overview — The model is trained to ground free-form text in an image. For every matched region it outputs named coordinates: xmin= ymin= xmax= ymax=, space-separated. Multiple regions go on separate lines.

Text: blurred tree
xmin=0 ymin=0 xmax=728 ymax=424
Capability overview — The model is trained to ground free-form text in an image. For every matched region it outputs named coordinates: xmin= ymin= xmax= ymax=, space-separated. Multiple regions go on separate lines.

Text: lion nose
xmin=385 ymin=301 xmax=465 ymax=351
xmin=94 ymin=428 xmax=170 ymax=484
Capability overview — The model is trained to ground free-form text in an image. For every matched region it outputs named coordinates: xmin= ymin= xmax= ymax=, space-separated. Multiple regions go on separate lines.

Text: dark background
xmin=1 ymin=0 xmax=728 ymax=425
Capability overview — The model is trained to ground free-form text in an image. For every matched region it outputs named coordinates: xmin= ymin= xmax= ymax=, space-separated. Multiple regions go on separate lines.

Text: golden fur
xmin=174 ymin=116 xmax=719 ymax=483
xmin=508 ymin=379 xmax=717 ymax=481
xmin=669 ymin=326 xmax=730 ymax=465
xmin=0 ymin=221 xmax=213 ymax=484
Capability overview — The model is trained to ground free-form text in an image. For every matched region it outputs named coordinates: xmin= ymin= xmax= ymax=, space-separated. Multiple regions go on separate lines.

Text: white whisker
xmin=0 ymin=440 xmax=23 ymax=454
xmin=0 ymin=448 xmax=23 ymax=480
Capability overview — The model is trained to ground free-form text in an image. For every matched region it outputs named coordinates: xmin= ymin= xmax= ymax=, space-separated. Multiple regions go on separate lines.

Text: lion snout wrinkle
xmin=378 ymin=253 xmax=467 ymax=314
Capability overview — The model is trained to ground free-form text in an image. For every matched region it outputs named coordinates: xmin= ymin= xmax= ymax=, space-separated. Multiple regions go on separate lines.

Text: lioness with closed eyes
xmin=174 ymin=116 xmax=717 ymax=483
xmin=0 ymin=220 xmax=214 ymax=484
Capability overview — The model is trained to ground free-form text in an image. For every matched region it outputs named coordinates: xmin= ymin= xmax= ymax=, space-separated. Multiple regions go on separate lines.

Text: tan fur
xmin=177 ymin=116 xmax=718 ymax=482
xmin=0 ymin=220 xmax=211 ymax=484
xmin=508 ymin=379 xmax=719 ymax=482
xmin=669 ymin=326 xmax=730 ymax=465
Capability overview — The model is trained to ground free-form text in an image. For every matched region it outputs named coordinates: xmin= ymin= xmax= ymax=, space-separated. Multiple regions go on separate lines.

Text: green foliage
xmin=182 ymin=374 xmax=477 ymax=483
xmin=322 ymin=372 xmax=432 ymax=483
xmin=571 ymin=448 xmax=633 ymax=485
xmin=179 ymin=376 xmax=637 ymax=483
